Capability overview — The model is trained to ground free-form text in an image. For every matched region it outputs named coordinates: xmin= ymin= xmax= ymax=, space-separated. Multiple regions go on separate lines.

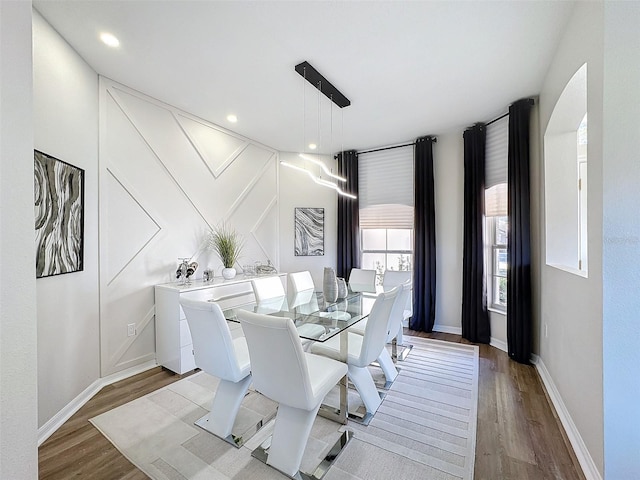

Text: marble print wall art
xmin=34 ymin=150 xmax=84 ymax=278
xmin=294 ymin=207 xmax=324 ymax=256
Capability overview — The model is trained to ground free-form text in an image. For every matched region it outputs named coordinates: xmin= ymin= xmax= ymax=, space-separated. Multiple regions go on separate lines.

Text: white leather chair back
xmin=238 ymin=311 xmax=315 ymax=410
xmin=357 ymin=286 xmax=399 ymax=367
xmin=288 ymin=289 xmax=319 ymax=314
xmin=383 ymin=270 xmax=412 ymax=318
xmin=382 ymin=270 xmax=411 ymax=289
xmin=349 ymin=268 xmax=377 ymax=293
xmin=288 ymin=271 xmax=315 ymax=295
xmin=385 ymin=281 xmax=411 ymax=342
xmin=255 ymin=296 xmax=287 ymax=314
xmin=251 ymin=276 xmax=285 ymax=302
xmin=180 ymin=299 xmax=245 ymax=382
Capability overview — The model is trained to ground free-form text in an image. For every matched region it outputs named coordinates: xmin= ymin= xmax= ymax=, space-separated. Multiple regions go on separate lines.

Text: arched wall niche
xmin=544 ymin=62 xmax=588 ymax=277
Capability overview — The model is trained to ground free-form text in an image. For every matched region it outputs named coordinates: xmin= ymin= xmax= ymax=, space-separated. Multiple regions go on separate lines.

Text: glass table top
xmin=220 ymin=290 xmax=374 ymax=342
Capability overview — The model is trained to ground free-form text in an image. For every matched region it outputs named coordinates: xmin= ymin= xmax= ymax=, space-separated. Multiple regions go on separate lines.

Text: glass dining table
xmin=220 ymin=289 xmax=376 ymax=425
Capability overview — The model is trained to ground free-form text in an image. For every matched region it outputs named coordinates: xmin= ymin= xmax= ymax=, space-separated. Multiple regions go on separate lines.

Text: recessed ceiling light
xmin=308 ymin=143 xmax=317 ymax=150
xmin=227 ymin=114 xmax=238 ymax=123
xmin=100 ymin=32 xmax=120 ymax=48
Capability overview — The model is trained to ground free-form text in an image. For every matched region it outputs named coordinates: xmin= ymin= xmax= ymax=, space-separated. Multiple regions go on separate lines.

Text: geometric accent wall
xmin=98 ymin=77 xmax=279 ymax=376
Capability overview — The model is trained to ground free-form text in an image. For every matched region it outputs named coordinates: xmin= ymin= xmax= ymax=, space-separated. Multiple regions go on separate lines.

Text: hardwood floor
xmin=38 ymin=332 xmax=585 ymax=480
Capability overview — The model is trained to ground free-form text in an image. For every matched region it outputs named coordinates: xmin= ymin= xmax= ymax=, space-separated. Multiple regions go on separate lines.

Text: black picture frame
xmin=294 ymin=207 xmax=324 ymax=256
xmin=34 ymin=150 xmax=85 ymax=278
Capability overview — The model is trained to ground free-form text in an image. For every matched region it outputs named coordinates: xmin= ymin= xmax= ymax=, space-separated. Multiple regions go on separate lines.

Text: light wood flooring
xmin=38 ymin=331 xmax=586 ymax=480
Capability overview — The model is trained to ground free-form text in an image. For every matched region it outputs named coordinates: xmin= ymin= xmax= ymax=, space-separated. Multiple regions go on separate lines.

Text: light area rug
xmin=90 ymin=337 xmax=478 ymax=480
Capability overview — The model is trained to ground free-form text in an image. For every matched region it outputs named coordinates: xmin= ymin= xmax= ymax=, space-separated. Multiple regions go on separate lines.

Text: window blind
xmin=359 ymin=145 xmax=414 ymax=229
xmin=485 ymin=115 xmax=508 ymax=216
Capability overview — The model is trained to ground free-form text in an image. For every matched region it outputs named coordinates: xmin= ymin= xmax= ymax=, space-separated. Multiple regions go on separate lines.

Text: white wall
xmin=602 ymin=2 xmax=640 ymax=477
xmin=0 ymin=2 xmax=38 ymax=477
xmin=32 ymin=9 xmax=101 ymax=428
xmin=537 ymin=2 xmax=604 ymax=477
xmin=432 ymin=131 xmax=464 ymax=333
xmin=278 ymin=152 xmax=337 ymax=288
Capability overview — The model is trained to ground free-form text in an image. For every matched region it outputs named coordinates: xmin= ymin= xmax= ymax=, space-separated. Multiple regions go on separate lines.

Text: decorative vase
xmin=323 ymin=267 xmax=338 ymax=303
xmin=222 ymin=267 xmax=236 ymax=280
xmin=337 ymin=277 xmax=348 ymax=298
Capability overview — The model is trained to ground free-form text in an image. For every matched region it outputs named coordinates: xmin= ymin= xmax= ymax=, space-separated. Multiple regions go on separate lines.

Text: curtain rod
xmin=358 ymin=137 xmax=438 ymax=156
xmin=485 ymin=98 xmax=535 ymax=127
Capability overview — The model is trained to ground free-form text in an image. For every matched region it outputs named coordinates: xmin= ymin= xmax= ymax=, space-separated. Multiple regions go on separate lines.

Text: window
xmin=485 ymin=115 xmax=508 ymax=312
xmin=360 ymin=228 xmax=413 ymax=285
xmin=487 ymin=216 xmax=508 ymax=311
xmin=358 ymin=146 xmax=414 ymax=284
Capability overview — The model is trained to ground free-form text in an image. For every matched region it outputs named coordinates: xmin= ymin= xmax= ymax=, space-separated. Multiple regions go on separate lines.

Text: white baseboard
xmin=532 ymin=355 xmax=602 ymax=480
xmin=490 ymin=337 xmax=507 ymax=353
xmin=38 ymin=360 xmax=158 ymax=446
xmin=432 ymin=324 xmax=461 ymax=335
xmin=432 ymin=324 xmax=507 ymax=353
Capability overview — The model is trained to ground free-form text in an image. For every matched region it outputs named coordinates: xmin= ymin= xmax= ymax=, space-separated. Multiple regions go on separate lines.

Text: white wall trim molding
xmin=107 ymin=306 xmax=156 ymax=372
xmin=532 ymin=355 xmax=603 ymax=480
xmin=37 ymin=360 xmax=158 ymax=447
xmin=99 ymin=76 xmax=280 ymax=378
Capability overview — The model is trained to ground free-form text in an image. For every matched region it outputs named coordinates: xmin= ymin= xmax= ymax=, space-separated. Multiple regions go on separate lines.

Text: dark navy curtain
xmin=507 ymin=99 xmax=534 ymax=364
xmin=411 ymin=136 xmax=436 ymax=332
xmin=462 ymin=124 xmax=491 ymax=344
xmin=336 ymin=150 xmax=360 ymax=279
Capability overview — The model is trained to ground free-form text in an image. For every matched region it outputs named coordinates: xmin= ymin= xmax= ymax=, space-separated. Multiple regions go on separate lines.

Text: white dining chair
xmin=251 ymin=275 xmax=287 ymax=314
xmin=252 ymin=275 xmax=324 ymax=341
xmin=382 ymin=270 xmax=413 ymax=359
xmin=348 ymin=268 xmax=377 ymax=293
xmin=237 ymin=310 xmax=348 ymax=478
xmin=288 ymin=270 xmax=315 ymax=295
xmin=310 ymin=286 xmax=399 ymax=420
xmin=180 ymin=299 xmax=256 ymax=447
xmin=348 ymin=280 xmax=410 ymax=386
xmin=288 ymin=288 xmax=320 ymax=315
xmin=251 ymin=276 xmax=286 ymax=302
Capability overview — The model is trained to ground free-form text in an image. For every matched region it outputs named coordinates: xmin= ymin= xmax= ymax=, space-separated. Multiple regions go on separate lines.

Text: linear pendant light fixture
xmin=294 ymin=61 xmax=351 ymax=108
xmin=280 ymin=61 xmax=356 ymax=199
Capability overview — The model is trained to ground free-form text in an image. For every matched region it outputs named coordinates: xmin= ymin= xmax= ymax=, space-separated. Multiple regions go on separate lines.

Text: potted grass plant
xmin=209 ymin=223 xmax=244 ymax=279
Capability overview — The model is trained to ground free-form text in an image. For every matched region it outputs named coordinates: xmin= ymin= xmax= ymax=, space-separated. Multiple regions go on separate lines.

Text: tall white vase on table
xmin=323 ymin=267 xmax=338 ymax=303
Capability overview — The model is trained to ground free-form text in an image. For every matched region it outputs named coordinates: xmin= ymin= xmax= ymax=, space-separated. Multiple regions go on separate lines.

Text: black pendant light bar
xmin=295 ymin=61 xmax=351 ymax=108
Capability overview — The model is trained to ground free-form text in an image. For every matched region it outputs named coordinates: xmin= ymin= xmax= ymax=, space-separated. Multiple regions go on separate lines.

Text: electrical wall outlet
xmin=127 ymin=323 xmax=136 ymax=337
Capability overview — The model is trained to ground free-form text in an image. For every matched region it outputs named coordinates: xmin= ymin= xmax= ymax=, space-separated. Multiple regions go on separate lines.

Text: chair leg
xmin=348 ymin=364 xmax=382 ymax=414
xmin=377 ymin=348 xmax=398 ymax=383
xmin=196 ymin=375 xmax=251 ymax=440
xmin=396 ymin=323 xmax=404 ymax=345
xmin=266 ymin=403 xmax=321 ymax=477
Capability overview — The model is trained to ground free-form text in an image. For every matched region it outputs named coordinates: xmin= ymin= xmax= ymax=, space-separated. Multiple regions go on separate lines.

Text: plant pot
xmin=222 ymin=267 xmax=236 ymax=280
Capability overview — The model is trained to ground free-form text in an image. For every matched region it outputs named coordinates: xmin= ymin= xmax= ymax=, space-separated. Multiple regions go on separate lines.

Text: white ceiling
xmin=33 ymin=1 xmax=576 ymax=154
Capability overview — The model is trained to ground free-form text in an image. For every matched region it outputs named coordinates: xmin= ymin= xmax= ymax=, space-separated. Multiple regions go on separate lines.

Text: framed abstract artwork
xmin=34 ymin=150 xmax=85 ymax=278
xmin=294 ymin=207 xmax=324 ymax=256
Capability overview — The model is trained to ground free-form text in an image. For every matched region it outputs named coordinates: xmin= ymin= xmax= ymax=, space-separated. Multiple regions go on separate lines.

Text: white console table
xmin=155 ymin=273 xmax=287 ymax=374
